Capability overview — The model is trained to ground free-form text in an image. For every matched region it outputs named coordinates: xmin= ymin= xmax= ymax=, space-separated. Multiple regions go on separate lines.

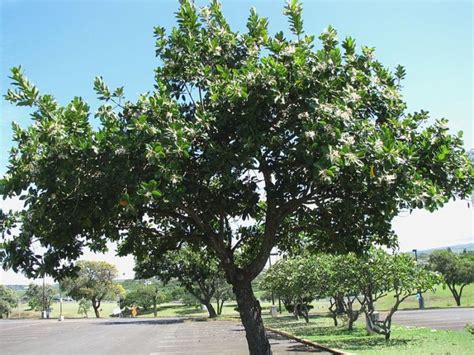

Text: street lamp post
xmin=268 ymin=254 xmax=275 ymax=306
xmin=58 ymin=291 xmax=64 ymax=321
xmin=268 ymin=252 xmax=282 ymax=314
xmin=412 ymin=249 xmax=425 ymax=310
xmin=42 ymin=269 xmax=46 ymax=319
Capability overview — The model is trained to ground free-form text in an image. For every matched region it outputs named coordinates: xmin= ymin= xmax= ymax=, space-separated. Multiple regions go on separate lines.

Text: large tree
xmin=60 ymin=261 xmax=123 ymax=318
xmin=1 ymin=0 xmax=472 ymax=352
xmin=429 ymin=249 xmax=474 ymax=306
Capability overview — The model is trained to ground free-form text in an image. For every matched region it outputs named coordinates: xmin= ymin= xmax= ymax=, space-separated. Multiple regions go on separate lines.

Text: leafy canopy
xmin=60 ymin=261 xmax=123 ymax=304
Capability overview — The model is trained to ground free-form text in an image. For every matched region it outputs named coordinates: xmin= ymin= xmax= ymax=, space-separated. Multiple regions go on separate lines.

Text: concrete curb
xmin=265 ymin=326 xmax=351 ymax=355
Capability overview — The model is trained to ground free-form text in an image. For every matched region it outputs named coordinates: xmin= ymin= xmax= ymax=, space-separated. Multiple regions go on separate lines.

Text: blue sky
xmin=0 ymin=0 xmax=472 ymax=283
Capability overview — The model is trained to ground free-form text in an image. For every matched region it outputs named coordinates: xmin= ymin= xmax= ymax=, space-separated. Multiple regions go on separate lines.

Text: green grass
xmin=374 ymin=283 xmax=474 ymax=310
xmin=264 ymin=315 xmax=474 ymax=354
xmin=7 ymin=300 xmax=250 ymax=319
xmin=8 ymin=301 xmax=119 ymax=319
xmin=304 ymin=283 xmax=474 ymax=314
xmin=6 ymin=283 xmax=472 ymax=321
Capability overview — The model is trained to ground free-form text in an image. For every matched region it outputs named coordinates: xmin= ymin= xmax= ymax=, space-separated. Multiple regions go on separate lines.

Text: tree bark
xmin=92 ymin=299 xmax=101 ymax=318
xmin=153 ymin=298 xmax=158 ymax=317
xmin=217 ymin=299 xmax=224 ymax=315
xmin=203 ymin=301 xmax=217 ymax=318
xmin=233 ymin=280 xmax=271 ymax=355
xmin=454 ymin=294 xmax=461 ymax=306
xmin=447 ymin=284 xmax=462 ymax=306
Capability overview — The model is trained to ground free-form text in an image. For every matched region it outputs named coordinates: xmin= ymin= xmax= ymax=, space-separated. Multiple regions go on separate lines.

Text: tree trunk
xmin=203 ymin=301 xmax=217 ymax=318
xmin=233 ymin=280 xmax=271 ymax=355
xmin=293 ymin=304 xmax=300 ymax=321
xmin=348 ymin=319 xmax=354 ymax=331
xmin=454 ymin=294 xmax=461 ymax=306
xmin=153 ymin=298 xmax=157 ymax=317
xmin=220 ymin=300 xmax=225 ymax=315
xmin=448 ymin=284 xmax=462 ymax=306
xmin=336 ymin=296 xmax=345 ymax=315
xmin=92 ymin=300 xmax=101 ymax=318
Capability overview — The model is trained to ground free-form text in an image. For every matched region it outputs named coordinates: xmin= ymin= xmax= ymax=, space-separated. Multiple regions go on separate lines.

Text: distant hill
xmin=418 ymin=242 xmax=474 ymax=256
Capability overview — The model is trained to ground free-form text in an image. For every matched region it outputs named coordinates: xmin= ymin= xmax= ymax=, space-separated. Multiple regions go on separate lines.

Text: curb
xmin=265 ymin=326 xmax=351 ymax=355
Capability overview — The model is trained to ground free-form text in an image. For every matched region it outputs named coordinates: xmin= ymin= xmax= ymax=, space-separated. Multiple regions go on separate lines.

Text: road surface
xmin=392 ymin=307 xmax=474 ymax=330
xmin=0 ymin=318 xmax=329 ymax=355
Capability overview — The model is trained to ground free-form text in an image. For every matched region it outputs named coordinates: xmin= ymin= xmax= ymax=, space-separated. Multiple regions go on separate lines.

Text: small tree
xmin=77 ymin=298 xmax=91 ymax=318
xmin=361 ymin=252 xmax=441 ymax=340
xmin=0 ymin=285 xmax=17 ymax=318
xmin=429 ymin=250 xmax=474 ymax=306
xmin=135 ymin=245 xmax=224 ymax=319
xmin=325 ymin=253 xmax=366 ymax=330
xmin=61 ymin=261 xmax=123 ymax=318
xmin=262 ymin=256 xmax=325 ymax=323
xmin=24 ymin=283 xmax=54 ymax=314
xmin=214 ymin=278 xmax=233 ymax=316
xmin=123 ymin=280 xmax=167 ymax=317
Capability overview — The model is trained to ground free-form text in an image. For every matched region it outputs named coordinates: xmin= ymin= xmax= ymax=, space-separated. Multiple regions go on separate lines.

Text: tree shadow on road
xmin=97 ymin=318 xmax=187 ymax=326
xmin=268 ymin=332 xmax=325 ymax=353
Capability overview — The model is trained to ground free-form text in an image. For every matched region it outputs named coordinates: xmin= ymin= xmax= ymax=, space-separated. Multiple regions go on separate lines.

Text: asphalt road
xmin=392 ymin=307 xmax=474 ymax=330
xmin=0 ymin=318 xmax=328 ymax=355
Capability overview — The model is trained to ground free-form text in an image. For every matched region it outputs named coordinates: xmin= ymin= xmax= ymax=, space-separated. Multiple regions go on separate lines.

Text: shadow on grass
xmin=174 ymin=307 xmax=206 ymax=316
xmin=268 ymin=332 xmax=322 ymax=353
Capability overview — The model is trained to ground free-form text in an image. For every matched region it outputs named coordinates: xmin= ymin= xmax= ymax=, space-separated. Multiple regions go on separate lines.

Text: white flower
xmin=396 ymin=157 xmax=406 ymax=165
xmin=344 ymin=152 xmax=363 ymax=167
xmin=283 ymin=45 xmax=296 ymax=55
xmin=340 ymin=108 xmax=352 ymax=121
xmin=320 ymin=103 xmax=333 ymax=114
xmin=116 ymin=147 xmax=126 ymax=155
xmin=340 ymin=133 xmax=355 ymax=145
xmin=350 ymin=92 xmax=361 ymax=102
xmin=327 ymin=147 xmax=340 ymax=163
xmin=371 ymin=76 xmax=381 ymax=86
xmin=315 ymin=62 xmax=327 ymax=72
xmin=305 ymin=130 xmax=316 ymax=140
xmin=298 ymin=112 xmax=310 ymax=120
xmin=384 ymin=174 xmax=397 ymax=184
xmin=374 ymin=139 xmax=384 ymax=153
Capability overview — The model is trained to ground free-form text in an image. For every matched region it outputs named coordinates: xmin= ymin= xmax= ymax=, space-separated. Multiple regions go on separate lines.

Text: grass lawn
xmin=306 ymin=283 xmax=474 ymax=313
xmin=374 ymin=283 xmax=474 ymax=310
xmin=7 ymin=300 xmax=248 ymax=319
xmin=8 ymin=301 xmax=119 ymax=319
xmin=264 ymin=315 xmax=474 ymax=354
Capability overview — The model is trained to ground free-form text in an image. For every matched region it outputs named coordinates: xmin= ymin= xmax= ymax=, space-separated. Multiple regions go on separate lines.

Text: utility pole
xmin=412 ymin=249 xmax=425 ymax=309
xmin=42 ymin=269 xmax=46 ymax=319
